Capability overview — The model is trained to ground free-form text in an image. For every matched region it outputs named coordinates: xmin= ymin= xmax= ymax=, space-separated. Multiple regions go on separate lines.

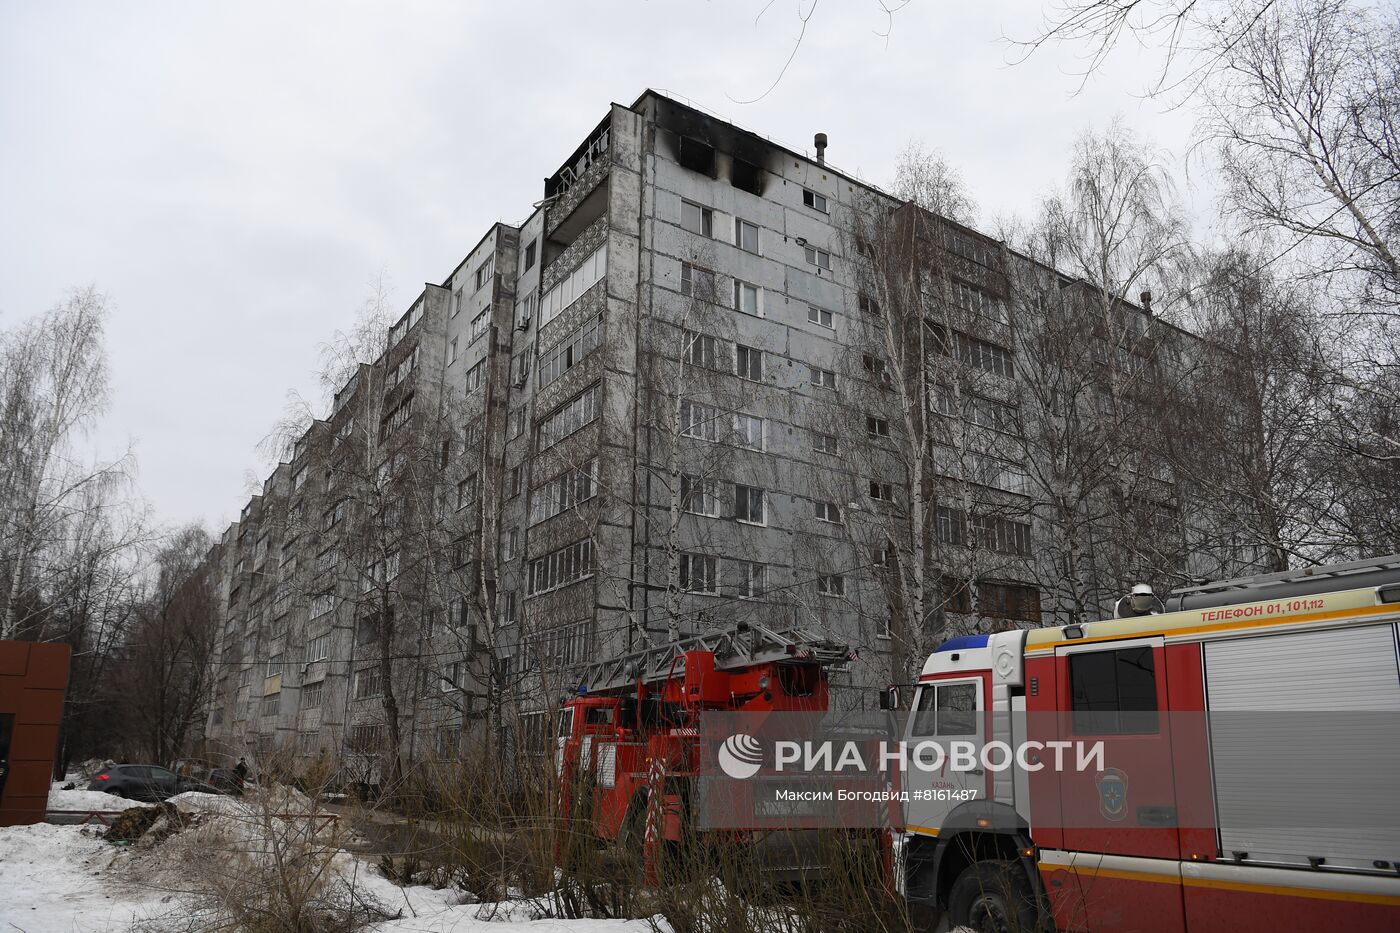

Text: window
xmin=817 ymin=574 xmax=845 ymax=597
xmin=382 ymin=394 xmax=413 ymax=437
xmin=932 ymin=446 xmax=1031 ymax=495
xmin=457 ymin=476 xmax=476 ymax=510
xmin=736 ymin=345 xmax=762 ymax=381
xmin=1069 ymin=646 xmax=1159 ymax=734
xmin=305 ymin=632 xmax=331 ymax=663
xmin=814 ymin=500 xmax=842 ymax=523
xmin=354 ymin=666 xmax=384 ymax=699
xmin=448 ymin=337 xmax=458 ymax=364
xmin=680 ymin=262 xmax=716 ymax=301
xmin=931 ymin=325 xmax=1015 ymax=378
xmin=979 ymin=581 xmax=1043 ymax=623
xmin=301 ymin=680 xmax=323 ymax=709
xmin=453 ymin=288 xmax=464 ymax=317
xmin=803 ymin=188 xmax=829 ymax=212
xmin=733 ymin=280 xmax=761 ymax=316
xmin=950 ymin=280 xmax=1008 ymax=324
xmin=681 ymin=199 xmax=713 ymax=237
xmin=810 ymin=366 xmax=836 ymax=390
xmin=539 ymin=313 xmax=603 ymax=388
xmin=388 ymin=346 xmax=419 ymax=388
xmin=510 ymin=407 xmax=526 ymax=439
xmin=321 ymin=501 xmax=345 ymax=531
xmin=541 ymin=243 xmax=608 ymax=326
xmin=680 ymin=475 xmax=720 ymax=517
xmin=863 ymin=355 xmax=889 ymax=383
xmin=527 ymin=539 xmax=595 ymax=595
xmin=680 ymin=399 xmax=720 ymax=441
xmin=735 ymin=485 xmax=765 ymax=524
xmin=733 ymin=561 xmax=765 ymax=599
xmin=261 ymin=693 xmax=280 ymax=717
xmin=912 ymin=682 xmax=977 ymax=737
xmin=436 ymin=726 xmax=460 ymax=759
xmin=684 ymin=331 xmax=722 ymax=370
xmin=735 ymin=218 xmax=759 ymax=253
xmin=523 ymin=238 xmax=537 ymax=272
xmin=349 ymin=724 xmax=384 ymax=754
xmin=475 ymin=255 xmax=495 ymax=290
xmin=509 ymin=466 xmax=522 ymax=498
xmin=530 ymin=461 xmax=597 ymax=525
xmin=808 ymin=306 xmax=834 ymax=328
xmin=504 ymin=527 xmax=519 ymax=560
xmin=310 ymin=592 xmax=334 ymax=618
xmin=677 ymin=135 xmax=716 ymax=175
xmin=936 ymin=507 xmax=1032 ymax=556
xmin=813 ymin=432 xmax=837 ymax=455
xmin=873 ymin=542 xmax=895 ymax=568
xmin=735 ymin=414 xmax=764 ymax=450
xmin=292 ymin=467 xmax=306 ymax=491
xmin=867 ymin=416 xmax=890 ymax=437
xmin=804 ymin=246 xmax=832 ymax=271
xmin=870 ymin=481 xmax=894 ymax=502
xmin=943 ymin=228 xmax=998 ymax=268
xmin=537 ymin=385 xmax=600 ymax=450
xmin=858 ymin=292 xmax=880 ymax=316
xmin=680 ymin=553 xmax=719 ymax=594
xmin=470 ymin=309 xmax=490 ymax=343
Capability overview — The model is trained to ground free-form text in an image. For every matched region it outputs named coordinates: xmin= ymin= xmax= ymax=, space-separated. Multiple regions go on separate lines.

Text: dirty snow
xmin=0 ymin=822 xmax=166 ymax=932
xmin=47 ymin=782 xmax=145 ymax=812
xmin=0 ymin=813 xmax=659 ymax=933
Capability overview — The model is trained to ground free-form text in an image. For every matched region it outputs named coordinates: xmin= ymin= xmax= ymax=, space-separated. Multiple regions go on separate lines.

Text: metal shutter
xmin=1204 ymin=623 xmax=1400 ymax=870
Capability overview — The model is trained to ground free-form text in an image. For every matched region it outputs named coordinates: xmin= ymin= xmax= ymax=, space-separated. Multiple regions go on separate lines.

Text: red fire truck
xmin=898 ymin=556 xmax=1400 ymax=932
xmin=553 ymin=622 xmax=857 ymax=877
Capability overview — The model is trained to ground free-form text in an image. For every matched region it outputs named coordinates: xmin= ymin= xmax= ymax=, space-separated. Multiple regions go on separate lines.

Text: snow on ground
xmin=0 ymin=814 xmax=658 ymax=933
xmin=0 ymin=822 xmax=167 ymax=933
xmin=47 ymin=781 xmax=144 ymax=812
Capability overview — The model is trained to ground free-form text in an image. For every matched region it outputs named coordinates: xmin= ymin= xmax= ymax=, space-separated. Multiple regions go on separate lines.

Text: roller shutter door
xmin=1204 ymin=623 xmax=1400 ymax=871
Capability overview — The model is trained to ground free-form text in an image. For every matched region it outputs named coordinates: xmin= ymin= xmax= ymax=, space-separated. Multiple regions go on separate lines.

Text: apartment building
xmin=200 ymin=90 xmax=1249 ymax=775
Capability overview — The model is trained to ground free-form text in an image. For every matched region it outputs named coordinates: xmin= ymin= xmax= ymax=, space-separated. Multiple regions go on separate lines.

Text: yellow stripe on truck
xmin=1025 ymin=591 xmax=1394 ymax=655
xmin=1039 ymin=863 xmax=1400 ymax=907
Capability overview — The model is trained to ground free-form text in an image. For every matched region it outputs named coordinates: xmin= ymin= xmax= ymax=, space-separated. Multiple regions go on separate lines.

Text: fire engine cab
xmin=899 ymin=556 xmax=1400 ymax=932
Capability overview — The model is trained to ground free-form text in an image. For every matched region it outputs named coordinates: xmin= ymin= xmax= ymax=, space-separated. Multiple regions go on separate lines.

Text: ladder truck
xmin=896 ymin=555 xmax=1400 ymax=932
xmin=553 ymin=621 xmax=860 ymax=880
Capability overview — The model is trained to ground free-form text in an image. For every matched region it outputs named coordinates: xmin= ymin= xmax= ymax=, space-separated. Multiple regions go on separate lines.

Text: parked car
xmin=87 ymin=764 xmax=228 ymax=802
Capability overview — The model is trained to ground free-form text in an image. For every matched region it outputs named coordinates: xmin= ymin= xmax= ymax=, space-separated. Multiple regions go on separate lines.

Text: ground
xmin=0 ymin=781 xmax=659 ymax=933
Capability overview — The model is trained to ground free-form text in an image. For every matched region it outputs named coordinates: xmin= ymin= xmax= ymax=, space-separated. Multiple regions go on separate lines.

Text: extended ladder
xmin=575 ymin=622 xmax=854 ymax=697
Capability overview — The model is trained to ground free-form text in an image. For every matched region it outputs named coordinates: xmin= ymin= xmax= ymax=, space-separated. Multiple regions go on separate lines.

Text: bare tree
xmin=111 ymin=524 xmax=219 ymax=764
xmin=1203 ymin=0 xmax=1399 ymax=316
xmin=0 ymin=287 xmax=131 ymax=640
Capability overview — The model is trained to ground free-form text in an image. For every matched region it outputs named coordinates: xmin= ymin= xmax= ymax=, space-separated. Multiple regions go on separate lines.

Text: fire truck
xmin=898 ymin=556 xmax=1400 ymax=932
xmin=553 ymin=622 xmax=857 ymax=876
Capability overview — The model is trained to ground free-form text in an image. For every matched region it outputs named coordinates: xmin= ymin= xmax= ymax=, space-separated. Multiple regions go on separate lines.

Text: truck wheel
xmin=947 ymin=860 xmax=1039 ymax=933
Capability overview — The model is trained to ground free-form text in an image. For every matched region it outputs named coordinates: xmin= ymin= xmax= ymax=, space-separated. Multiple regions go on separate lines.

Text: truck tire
xmin=946 ymin=860 xmax=1040 ymax=933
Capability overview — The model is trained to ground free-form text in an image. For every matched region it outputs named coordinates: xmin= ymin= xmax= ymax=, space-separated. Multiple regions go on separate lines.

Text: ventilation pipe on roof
xmin=814 ymin=132 xmax=828 ymax=164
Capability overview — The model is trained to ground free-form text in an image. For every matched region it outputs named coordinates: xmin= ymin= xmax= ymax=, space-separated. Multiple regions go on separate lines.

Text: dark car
xmin=88 ymin=764 xmax=222 ymax=802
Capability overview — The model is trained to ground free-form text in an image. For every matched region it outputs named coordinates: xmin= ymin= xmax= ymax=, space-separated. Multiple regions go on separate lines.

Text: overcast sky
xmin=0 ymin=0 xmax=1201 ymax=535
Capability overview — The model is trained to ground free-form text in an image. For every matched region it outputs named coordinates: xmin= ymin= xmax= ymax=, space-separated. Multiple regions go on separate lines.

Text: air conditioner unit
xmin=516 ymin=313 xmax=531 ymax=332
xmin=513 ymin=372 xmax=529 ymax=388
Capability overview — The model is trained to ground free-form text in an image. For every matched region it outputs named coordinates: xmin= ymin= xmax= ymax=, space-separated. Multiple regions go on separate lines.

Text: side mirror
xmin=878 ymin=685 xmax=900 ymax=711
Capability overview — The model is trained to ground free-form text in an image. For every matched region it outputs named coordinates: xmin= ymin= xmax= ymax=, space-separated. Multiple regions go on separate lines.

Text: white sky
xmin=0 ymin=1 xmax=1204 ymax=534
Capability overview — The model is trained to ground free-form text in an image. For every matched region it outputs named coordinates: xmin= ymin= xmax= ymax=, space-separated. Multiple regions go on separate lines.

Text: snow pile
xmin=0 ymin=790 xmax=661 ymax=933
xmin=47 ymin=782 xmax=144 ymax=812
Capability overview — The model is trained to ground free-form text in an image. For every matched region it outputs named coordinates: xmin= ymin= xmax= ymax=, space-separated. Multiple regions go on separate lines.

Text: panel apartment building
xmin=200 ymin=90 xmax=1250 ymax=776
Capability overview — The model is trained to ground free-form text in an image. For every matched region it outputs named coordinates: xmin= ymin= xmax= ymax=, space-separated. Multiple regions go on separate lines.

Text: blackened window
xmin=1069 ymin=647 xmax=1159 ymax=734
xmin=678 ymin=136 xmax=716 ymax=176
xmin=731 ymin=157 xmax=762 ymax=195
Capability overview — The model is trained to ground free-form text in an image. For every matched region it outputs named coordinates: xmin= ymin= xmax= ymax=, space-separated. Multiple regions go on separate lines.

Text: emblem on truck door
xmin=1097 ymin=768 xmax=1128 ymax=821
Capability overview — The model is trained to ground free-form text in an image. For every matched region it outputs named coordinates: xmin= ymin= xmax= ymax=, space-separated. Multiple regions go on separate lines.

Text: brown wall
xmin=0 ymin=641 xmax=71 ymax=827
